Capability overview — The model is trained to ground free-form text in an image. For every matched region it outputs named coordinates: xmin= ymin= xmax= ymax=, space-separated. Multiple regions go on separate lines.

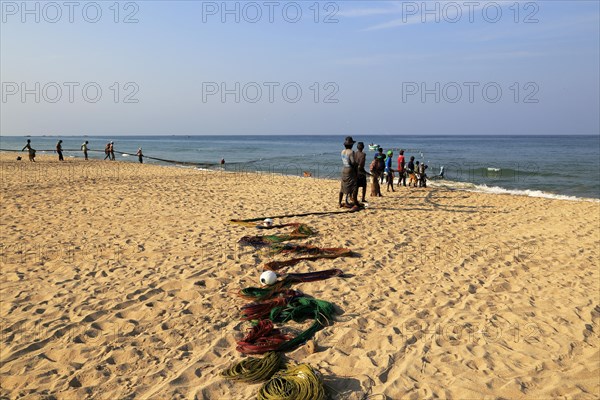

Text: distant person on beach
xmin=377 ymin=147 xmax=385 ymax=184
xmin=407 ymin=156 xmax=415 ymax=174
xmin=415 ymin=161 xmax=420 ymax=187
xmin=355 ymin=142 xmax=368 ymax=203
xmin=220 ymin=158 xmax=225 ymax=165
xmin=104 ymin=142 xmax=111 ymax=160
xmin=338 ymin=136 xmax=359 ymax=210
xmin=56 ymin=140 xmax=64 ymax=161
xmin=407 ymin=156 xmax=417 ymax=187
xmin=397 ymin=150 xmax=406 ymax=187
xmin=81 ymin=141 xmax=89 ymax=160
xmin=419 ymin=162 xmax=428 ymax=187
xmin=385 ymin=150 xmax=394 ymax=192
xmin=137 ymin=148 xmax=144 ymax=164
xmin=109 ymin=141 xmax=115 ymax=160
xmin=369 ymin=154 xmax=382 ymax=197
xmin=22 ymin=139 xmax=36 ymax=162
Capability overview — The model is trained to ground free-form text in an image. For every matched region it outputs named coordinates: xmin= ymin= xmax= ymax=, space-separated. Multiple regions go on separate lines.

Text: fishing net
xmin=257 ymin=363 xmax=326 ymax=400
xmin=263 ymin=245 xmax=353 ymax=270
xmin=238 ymin=269 xmax=343 ymax=301
xmin=225 ymin=215 xmax=349 ymax=397
xmin=238 ymin=224 xmax=315 ymax=248
xmin=236 ymin=320 xmax=293 ymax=354
xmin=221 ymin=351 xmax=283 ymax=383
xmin=229 ymin=209 xmax=351 ymax=226
xmin=241 ymin=297 xmax=293 ymax=321
xmin=237 ymin=297 xmax=335 ymax=355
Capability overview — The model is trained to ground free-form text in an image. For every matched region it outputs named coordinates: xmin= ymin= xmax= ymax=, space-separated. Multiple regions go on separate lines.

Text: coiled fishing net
xmin=236 ymin=296 xmax=335 ymax=354
xmin=221 ymin=351 xmax=283 ymax=383
xmin=257 ymin=364 xmax=326 ymax=400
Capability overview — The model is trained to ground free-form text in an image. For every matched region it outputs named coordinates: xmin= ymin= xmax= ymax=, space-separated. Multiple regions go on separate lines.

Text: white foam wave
xmin=429 ymin=180 xmax=599 ymax=202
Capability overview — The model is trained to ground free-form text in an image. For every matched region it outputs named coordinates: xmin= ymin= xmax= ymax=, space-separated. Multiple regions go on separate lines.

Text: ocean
xmin=1 ymin=135 xmax=599 ymax=201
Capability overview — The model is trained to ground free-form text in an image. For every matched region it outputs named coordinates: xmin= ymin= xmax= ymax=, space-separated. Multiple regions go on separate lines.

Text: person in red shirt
xmin=397 ymin=149 xmax=406 ymax=187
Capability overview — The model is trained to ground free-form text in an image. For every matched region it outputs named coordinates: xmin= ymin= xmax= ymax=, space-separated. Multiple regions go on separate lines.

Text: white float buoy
xmin=260 ymin=270 xmax=277 ymax=285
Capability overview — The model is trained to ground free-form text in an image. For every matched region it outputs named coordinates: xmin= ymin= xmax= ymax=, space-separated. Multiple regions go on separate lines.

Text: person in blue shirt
xmin=385 ymin=150 xmax=394 ymax=192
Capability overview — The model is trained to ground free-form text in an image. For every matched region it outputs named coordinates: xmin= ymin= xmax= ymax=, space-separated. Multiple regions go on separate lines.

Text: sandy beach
xmin=1 ymin=154 xmax=598 ymax=399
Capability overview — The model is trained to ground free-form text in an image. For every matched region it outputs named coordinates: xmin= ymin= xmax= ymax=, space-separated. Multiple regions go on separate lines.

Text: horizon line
xmin=2 ymin=133 xmax=599 ymax=137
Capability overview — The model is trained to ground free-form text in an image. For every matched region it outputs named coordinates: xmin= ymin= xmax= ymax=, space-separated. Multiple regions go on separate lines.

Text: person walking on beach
xmin=136 ymin=147 xmax=144 ymax=164
xmin=81 ymin=141 xmax=89 ymax=160
xmin=56 ymin=140 xmax=64 ymax=161
xmin=369 ymin=154 xmax=382 ymax=197
xmin=385 ymin=150 xmax=395 ymax=192
xmin=22 ymin=139 xmax=36 ymax=162
xmin=338 ymin=136 xmax=359 ymax=210
xmin=104 ymin=142 xmax=111 ymax=160
xmin=109 ymin=141 xmax=115 ymax=161
xmin=355 ymin=142 xmax=368 ymax=203
xmin=397 ymin=149 xmax=406 ymax=187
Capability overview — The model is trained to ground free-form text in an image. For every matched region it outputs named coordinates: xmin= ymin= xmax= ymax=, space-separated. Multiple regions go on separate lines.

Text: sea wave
xmin=429 ymin=180 xmax=600 ymax=202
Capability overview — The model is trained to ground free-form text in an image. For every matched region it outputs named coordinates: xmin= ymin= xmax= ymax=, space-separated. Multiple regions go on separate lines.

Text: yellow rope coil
xmin=221 ymin=352 xmax=282 ymax=383
xmin=257 ymin=363 xmax=326 ymax=400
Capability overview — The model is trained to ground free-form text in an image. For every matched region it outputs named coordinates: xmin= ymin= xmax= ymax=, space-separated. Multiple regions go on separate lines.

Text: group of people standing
xmin=372 ymin=148 xmax=429 ymax=193
xmin=339 ymin=136 xmax=429 ymax=209
xmin=20 ymin=139 xmax=144 ymax=163
xmin=338 ymin=136 xmax=369 ymax=210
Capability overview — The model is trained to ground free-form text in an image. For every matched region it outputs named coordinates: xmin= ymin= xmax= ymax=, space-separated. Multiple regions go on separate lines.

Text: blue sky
xmin=1 ymin=0 xmax=599 ymax=135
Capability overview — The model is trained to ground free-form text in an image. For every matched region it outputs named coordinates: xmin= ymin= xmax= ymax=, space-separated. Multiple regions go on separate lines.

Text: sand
xmin=1 ymin=154 xmax=598 ymax=399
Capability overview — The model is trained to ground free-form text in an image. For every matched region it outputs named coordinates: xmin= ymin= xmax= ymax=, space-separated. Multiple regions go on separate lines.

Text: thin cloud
xmin=338 ymin=7 xmax=400 ymax=18
xmin=359 ymin=1 xmax=521 ymax=32
xmin=463 ymin=51 xmax=545 ymax=61
xmin=335 ymin=53 xmax=438 ymax=66
xmin=361 ymin=15 xmax=423 ymax=31
xmin=338 ymin=2 xmax=403 ymax=18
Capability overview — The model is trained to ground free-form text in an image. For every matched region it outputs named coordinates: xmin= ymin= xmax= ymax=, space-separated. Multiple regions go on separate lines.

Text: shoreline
xmin=3 ymin=151 xmax=599 ymax=203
